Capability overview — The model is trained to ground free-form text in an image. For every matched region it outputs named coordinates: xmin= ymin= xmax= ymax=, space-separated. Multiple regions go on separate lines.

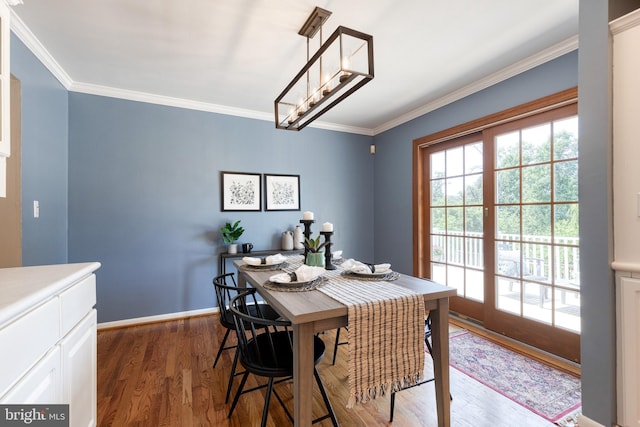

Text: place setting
xmin=240 ymin=253 xmax=289 ymax=271
xmin=340 ymin=258 xmax=400 ymax=281
xmin=263 ymin=264 xmax=328 ymax=292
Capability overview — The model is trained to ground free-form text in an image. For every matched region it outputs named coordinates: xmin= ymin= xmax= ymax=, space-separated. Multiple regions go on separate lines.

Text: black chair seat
xmin=243 ymin=331 xmax=325 ymax=377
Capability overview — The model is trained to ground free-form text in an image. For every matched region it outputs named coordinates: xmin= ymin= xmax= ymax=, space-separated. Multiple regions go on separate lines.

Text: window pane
xmin=522 ymin=164 xmax=550 ymax=203
xmin=431 ymin=263 xmax=446 ymax=285
xmin=448 ymin=265 xmax=465 ymax=295
xmin=555 ymin=288 xmax=581 ymax=333
xmin=495 ymin=131 xmax=520 ymax=169
xmin=446 ymin=147 xmax=464 ymax=177
xmin=447 ymin=207 xmax=463 ymax=233
xmin=431 ymin=151 xmax=445 ymax=179
xmin=522 ymin=205 xmax=551 ymax=241
xmin=553 ymin=116 xmax=578 ymax=160
xmin=554 ymin=160 xmax=578 ymax=202
xmin=466 ymin=268 xmax=484 ymax=302
xmin=446 ymin=177 xmax=464 ymax=205
xmin=496 ymin=277 xmax=520 ymax=315
xmin=431 ymin=235 xmax=445 ymax=262
xmin=522 ymin=243 xmax=551 ymax=282
xmin=523 ymin=282 xmax=552 ymax=324
xmin=522 ymin=123 xmax=551 ymax=165
xmin=431 ymin=207 xmax=446 ymax=233
xmin=466 ymin=237 xmax=484 ymax=268
xmin=554 ymin=245 xmax=580 ymax=287
xmin=465 ymin=173 xmax=483 ymax=205
xmin=431 ymin=179 xmax=445 ymax=206
xmin=465 ymin=206 xmax=483 ymax=235
xmin=496 ymin=205 xmax=521 ymax=239
xmin=465 ymin=142 xmax=483 ymax=174
xmin=554 ymin=204 xmax=579 ymax=242
xmin=447 ymin=236 xmax=464 ymax=265
xmin=495 ymin=169 xmax=520 ymax=204
xmin=497 ymin=243 xmax=521 ymax=278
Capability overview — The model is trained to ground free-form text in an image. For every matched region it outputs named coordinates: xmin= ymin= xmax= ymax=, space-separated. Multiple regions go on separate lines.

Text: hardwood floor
xmin=97 ymin=315 xmax=570 ymax=426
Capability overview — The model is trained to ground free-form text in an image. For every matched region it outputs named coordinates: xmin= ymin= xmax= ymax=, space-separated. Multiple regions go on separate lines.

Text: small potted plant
xmin=303 ymin=235 xmax=329 ymax=267
xmin=220 ymin=220 xmax=244 ymax=254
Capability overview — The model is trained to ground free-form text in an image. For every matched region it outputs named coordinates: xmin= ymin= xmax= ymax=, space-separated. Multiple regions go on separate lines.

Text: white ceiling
xmin=8 ymin=0 xmax=579 ymax=135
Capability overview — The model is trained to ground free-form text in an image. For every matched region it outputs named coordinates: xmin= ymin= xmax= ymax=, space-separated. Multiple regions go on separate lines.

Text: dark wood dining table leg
xmin=430 ymin=297 xmax=451 ymax=427
xmin=293 ymin=322 xmax=315 ymax=426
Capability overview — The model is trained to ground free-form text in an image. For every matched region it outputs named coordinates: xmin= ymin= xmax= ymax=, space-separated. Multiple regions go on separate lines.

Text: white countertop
xmin=0 ymin=262 xmax=101 ymax=328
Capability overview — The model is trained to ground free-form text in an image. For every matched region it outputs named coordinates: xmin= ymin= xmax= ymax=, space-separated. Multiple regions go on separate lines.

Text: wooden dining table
xmin=234 ymin=259 xmax=457 ymax=427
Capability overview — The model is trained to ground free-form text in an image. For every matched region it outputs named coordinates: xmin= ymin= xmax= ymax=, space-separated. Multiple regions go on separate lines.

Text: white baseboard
xmin=97 ymin=307 xmax=218 ymax=330
xmin=577 ymin=414 xmax=607 ymax=427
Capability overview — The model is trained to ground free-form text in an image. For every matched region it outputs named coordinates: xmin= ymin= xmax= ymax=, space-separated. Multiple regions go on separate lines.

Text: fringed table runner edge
xmin=317 ymin=274 xmax=426 ymax=408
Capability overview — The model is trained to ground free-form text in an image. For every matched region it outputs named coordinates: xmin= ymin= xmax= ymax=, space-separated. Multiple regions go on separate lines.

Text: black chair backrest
xmin=229 ymin=288 xmax=293 ymax=370
xmin=213 ymin=273 xmax=240 ymax=328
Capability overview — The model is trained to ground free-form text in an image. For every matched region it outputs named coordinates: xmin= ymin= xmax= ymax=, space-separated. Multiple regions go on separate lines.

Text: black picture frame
xmin=264 ymin=174 xmax=301 ymax=211
xmin=220 ymin=171 xmax=262 ymax=211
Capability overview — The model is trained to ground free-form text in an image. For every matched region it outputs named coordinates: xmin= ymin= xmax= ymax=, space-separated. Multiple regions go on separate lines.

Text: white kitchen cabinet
xmin=61 ymin=310 xmax=97 ymax=427
xmin=0 ymin=262 xmax=101 ymax=427
xmin=611 ymin=8 xmax=640 ymax=427
xmin=1 ymin=347 xmax=61 ymax=404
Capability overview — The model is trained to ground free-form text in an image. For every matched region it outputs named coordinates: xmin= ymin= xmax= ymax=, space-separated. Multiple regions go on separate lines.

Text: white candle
xmin=322 ymin=222 xmax=333 ymax=232
xmin=303 ymin=211 xmax=314 ymax=220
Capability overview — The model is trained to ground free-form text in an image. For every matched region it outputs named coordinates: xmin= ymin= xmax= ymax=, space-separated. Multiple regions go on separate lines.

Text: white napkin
xmin=270 ymin=265 xmax=325 ymax=283
xmin=242 ymin=253 xmax=287 ymax=266
xmin=341 ymin=258 xmax=391 ymax=274
xmin=332 ymin=250 xmax=343 ymax=259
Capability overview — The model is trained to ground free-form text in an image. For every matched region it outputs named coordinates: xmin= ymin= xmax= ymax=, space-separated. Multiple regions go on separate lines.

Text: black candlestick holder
xmin=300 ymin=219 xmax=315 ymax=258
xmin=320 ymin=231 xmax=336 ymax=270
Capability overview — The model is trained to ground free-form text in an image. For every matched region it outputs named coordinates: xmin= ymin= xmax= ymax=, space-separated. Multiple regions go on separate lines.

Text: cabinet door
xmin=61 ymin=309 xmax=97 ymax=427
xmin=0 ymin=347 xmax=61 ymax=404
xmin=0 ymin=0 xmax=10 ymax=157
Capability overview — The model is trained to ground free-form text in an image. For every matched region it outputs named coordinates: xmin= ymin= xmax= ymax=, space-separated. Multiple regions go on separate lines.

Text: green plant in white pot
xmin=220 ymin=220 xmax=244 ymax=254
xmin=303 ymin=235 xmax=328 ymax=267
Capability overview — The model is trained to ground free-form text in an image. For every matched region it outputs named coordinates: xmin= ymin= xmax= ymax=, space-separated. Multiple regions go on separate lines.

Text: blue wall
xmin=372 ymin=51 xmax=579 ymax=274
xmin=10 ymin=35 xmax=69 ymax=266
xmin=66 ymin=94 xmax=373 ymax=322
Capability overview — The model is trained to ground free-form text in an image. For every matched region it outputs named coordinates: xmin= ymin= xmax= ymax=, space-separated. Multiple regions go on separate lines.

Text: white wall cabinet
xmin=0 ymin=262 xmax=101 ymax=427
xmin=611 ymin=8 xmax=640 ymax=427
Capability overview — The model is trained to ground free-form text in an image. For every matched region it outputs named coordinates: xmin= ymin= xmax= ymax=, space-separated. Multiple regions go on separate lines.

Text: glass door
xmin=422 ymin=101 xmax=580 ymax=362
xmin=484 ymin=105 xmax=580 ymax=361
xmin=428 ymin=134 xmax=485 ymax=321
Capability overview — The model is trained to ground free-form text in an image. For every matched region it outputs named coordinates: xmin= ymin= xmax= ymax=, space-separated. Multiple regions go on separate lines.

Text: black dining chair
xmin=332 ymin=326 xmax=348 ymax=365
xmin=212 ymin=272 xmax=280 ymax=403
xmin=227 ymin=288 xmax=339 ymax=427
xmin=389 ymin=312 xmax=452 ymax=422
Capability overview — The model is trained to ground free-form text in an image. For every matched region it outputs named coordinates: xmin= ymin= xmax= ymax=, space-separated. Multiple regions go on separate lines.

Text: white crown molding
xmin=9 ymin=7 xmax=73 ymax=88
xmin=68 ymin=80 xmax=374 ymax=135
xmin=372 ymin=35 xmax=579 ymax=136
xmin=610 ymin=8 xmax=640 ymax=35
xmin=10 ymin=13 xmax=577 ymax=138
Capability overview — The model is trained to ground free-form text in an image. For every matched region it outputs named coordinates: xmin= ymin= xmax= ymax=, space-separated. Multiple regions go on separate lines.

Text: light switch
xmin=34 ymin=200 xmax=39 ymax=218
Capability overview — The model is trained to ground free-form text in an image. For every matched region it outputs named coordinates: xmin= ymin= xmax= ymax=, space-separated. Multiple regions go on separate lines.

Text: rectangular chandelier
xmin=274 ymin=13 xmax=374 ymax=131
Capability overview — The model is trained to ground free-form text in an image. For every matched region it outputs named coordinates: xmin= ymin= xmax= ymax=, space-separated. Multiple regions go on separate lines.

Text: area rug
xmin=448 ymin=332 xmax=581 ymax=424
